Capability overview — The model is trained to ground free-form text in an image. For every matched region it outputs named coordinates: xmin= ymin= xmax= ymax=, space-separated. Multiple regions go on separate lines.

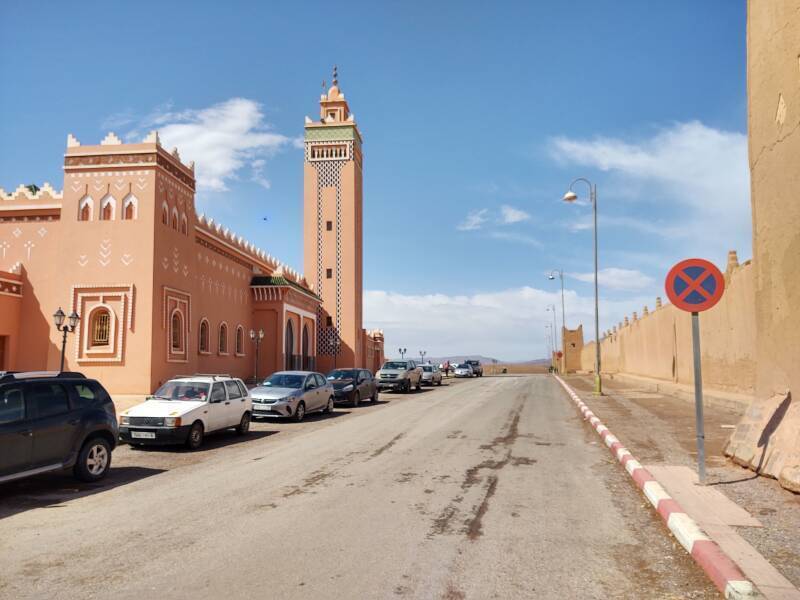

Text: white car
xmin=453 ymin=364 xmax=474 ymax=378
xmin=119 ymin=375 xmax=252 ymax=449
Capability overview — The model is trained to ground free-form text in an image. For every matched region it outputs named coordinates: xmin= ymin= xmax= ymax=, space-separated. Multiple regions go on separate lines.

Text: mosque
xmin=0 ymin=72 xmax=384 ymax=394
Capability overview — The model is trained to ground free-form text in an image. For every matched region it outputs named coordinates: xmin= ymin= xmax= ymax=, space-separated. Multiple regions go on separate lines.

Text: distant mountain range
xmin=421 ymin=355 xmax=549 ymax=365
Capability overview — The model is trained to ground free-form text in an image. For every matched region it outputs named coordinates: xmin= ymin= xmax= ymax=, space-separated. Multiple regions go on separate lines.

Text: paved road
xmin=0 ymin=376 xmax=718 ymax=599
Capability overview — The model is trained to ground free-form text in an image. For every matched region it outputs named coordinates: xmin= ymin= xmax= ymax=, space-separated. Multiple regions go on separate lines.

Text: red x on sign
xmin=665 ymin=258 xmax=725 ymax=313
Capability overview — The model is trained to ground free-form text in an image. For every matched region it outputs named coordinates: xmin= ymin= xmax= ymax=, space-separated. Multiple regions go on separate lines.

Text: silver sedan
xmin=250 ymin=371 xmax=334 ymax=422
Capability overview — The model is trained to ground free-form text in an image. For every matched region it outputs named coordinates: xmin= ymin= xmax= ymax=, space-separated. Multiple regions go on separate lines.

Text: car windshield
xmin=382 ymin=361 xmax=409 ymax=370
xmin=327 ymin=369 xmax=358 ymax=380
xmin=263 ymin=373 xmax=305 ymax=389
xmin=153 ymin=381 xmax=210 ymax=401
xmin=422 ymin=366 xmax=433 ymax=372
xmin=458 ymin=364 xmax=470 ymax=369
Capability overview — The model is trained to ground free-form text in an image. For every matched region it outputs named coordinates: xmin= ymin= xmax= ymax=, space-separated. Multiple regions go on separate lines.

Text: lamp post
xmin=419 ymin=350 xmax=426 ymax=364
xmin=249 ymin=328 xmax=265 ymax=382
xmin=563 ymin=178 xmax=601 ymax=394
xmin=548 ymin=268 xmax=566 ymax=338
xmin=53 ymin=307 xmax=80 ymax=373
xmin=546 ymin=304 xmax=558 ymax=373
xmin=398 ymin=347 xmax=407 ymax=359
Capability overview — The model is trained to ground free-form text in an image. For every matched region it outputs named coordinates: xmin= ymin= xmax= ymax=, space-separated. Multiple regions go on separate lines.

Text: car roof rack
xmin=174 ymin=373 xmax=233 ymax=380
xmin=0 ymin=371 xmax=86 ymax=383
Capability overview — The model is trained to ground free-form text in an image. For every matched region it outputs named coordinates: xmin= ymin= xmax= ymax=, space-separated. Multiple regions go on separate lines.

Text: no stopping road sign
xmin=665 ymin=258 xmax=725 ymax=313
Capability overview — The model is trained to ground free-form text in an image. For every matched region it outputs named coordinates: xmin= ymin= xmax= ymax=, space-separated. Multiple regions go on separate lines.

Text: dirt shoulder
xmin=563 ymin=374 xmax=800 ymax=590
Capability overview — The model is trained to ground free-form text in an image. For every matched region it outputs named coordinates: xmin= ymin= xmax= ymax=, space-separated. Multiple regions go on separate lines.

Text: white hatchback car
xmin=119 ymin=375 xmax=252 ymax=450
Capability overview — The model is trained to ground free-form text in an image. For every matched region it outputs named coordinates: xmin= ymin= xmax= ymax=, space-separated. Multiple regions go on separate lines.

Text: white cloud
xmin=569 ymin=267 xmax=654 ymax=291
xmin=499 ymin=204 xmax=530 ymax=224
xmin=457 ymin=208 xmax=489 ymax=231
xmin=364 ymin=286 xmax=653 ymax=361
xmin=119 ymin=98 xmax=295 ymax=192
xmin=487 ymin=231 xmax=542 ymax=247
xmin=550 ymin=121 xmax=751 ymax=261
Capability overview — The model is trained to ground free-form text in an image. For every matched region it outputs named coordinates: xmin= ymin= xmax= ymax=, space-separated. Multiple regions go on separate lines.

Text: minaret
xmin=303 ymin=67 xmax=364 ymax=371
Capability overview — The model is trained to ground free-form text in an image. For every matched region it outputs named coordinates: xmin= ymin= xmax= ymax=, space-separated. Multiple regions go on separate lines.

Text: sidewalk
xmin=563 ymin=374 xmax=800 ymax=596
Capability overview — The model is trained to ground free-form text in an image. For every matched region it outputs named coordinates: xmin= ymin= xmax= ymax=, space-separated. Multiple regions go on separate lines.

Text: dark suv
xmin=0 ymin=372 xmax=118 ymax=484
xmin=465 ymin=360 xmax=483 ymax=377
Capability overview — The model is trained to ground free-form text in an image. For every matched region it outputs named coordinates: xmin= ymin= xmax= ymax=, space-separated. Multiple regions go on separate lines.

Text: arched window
xmin=100 ymin=196 xmax=114 ymax=221
xmin=123 ymin=195 xmax=137 ymax=220
xmin=90 ymin=309 xmax=111 ymax=347
xmin=285 ymin=320 xmax=294 ymax=370
xmin=181 ymin=213 xmax=188 ymax=235
xmin=218 ymin=323 xmax=228 ymax=354
xmin=198 ymin=319 xmax=210 ymax=353
xmin=161 ymin=203 xmax=169 ymax=226
xmin=170 ymin=310 xmax=184 ymax=353
xmin=235 ymin=326 xmax=244 ymax=355
xmin=78 ymin=196 xmax=93 ymax=221
xmin=302 ymin=325 xmax=310 ymax=369
xmin=171 ymin=208 xmax=179 ymax=231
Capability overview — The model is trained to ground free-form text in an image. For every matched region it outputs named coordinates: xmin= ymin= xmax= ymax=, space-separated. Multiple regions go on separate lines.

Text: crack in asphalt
xmin=371 ymin=433 xmax=405 ymax=458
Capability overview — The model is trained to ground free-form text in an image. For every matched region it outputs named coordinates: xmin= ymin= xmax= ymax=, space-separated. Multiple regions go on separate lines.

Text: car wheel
xmin=404 ymin=381 xmax=411 ymax=394
xmin=294 ymin=401 xmax=306 ymax=422
xmin=186 ymin=421 xmax=204 ymax=450
xmin=371 ymin=389 xmax=379 ymax=402
xmin=352 ymin=392 xmax=360 ymax=408
xmin=74 ymin=437 xmax=112 ymax=482
xmin=323 ymin=396 xmax=335 ymax=414
xmin=415 ymin=378 xmax=422 ymax=391
xmin=236 ymin=412 xmax=251 ymax=436
xmin=437 ymin=378 xmax=442 ymax=386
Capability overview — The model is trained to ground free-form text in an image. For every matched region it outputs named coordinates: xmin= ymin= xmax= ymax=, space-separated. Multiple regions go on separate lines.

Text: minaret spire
xmin=332 ymin=64 xmax=338 ymax=86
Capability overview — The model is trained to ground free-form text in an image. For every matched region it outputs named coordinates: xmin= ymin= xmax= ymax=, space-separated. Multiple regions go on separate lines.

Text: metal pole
xmin=59 ymin=327 xmax=67 ymax=373
xmin=560 ymin=270 xmax=566 ymax=342
xmin=691 ymin=311 xmax=707 ymax=485
xmin=592 ymin=183 xmax=602 ymax=395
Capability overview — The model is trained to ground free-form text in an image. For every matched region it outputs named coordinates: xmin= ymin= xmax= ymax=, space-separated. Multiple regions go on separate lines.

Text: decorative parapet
xmin=0 ymin=182 xmax=63 ymax=202
xmin=655 ymin=296 xmax=663 ymax=309
xmin=100 ymin=132 xmax=122 ymax=145
xmin=195 ymin=212 xmax=313 ymax=296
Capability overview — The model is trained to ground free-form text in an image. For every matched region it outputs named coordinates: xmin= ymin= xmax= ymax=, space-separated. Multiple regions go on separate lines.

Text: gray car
xmin=420 ymin=364 xmax=442 ymax=386
xmin=376 ymin=359 xmax=423 ymax=393
xmin=250 ymin=371 xmax=334 ymax=422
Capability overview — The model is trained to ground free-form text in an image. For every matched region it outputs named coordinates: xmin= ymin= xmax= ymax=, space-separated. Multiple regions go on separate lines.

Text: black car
xmin=0 ymin=372 xmax=118 ymax=484
xmin=465 ymin=360 xmax=483 ymax=377
xmin=326 ymin=369 xmax=379 ymax=406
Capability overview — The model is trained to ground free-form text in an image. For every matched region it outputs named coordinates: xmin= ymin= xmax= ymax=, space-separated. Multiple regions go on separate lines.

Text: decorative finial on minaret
xmin=332 ymin=64 xmax=338 ymax=86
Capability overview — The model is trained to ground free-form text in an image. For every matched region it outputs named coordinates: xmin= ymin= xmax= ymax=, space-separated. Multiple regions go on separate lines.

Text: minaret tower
xmin=303 ymin=67 xmax=364 ymax=372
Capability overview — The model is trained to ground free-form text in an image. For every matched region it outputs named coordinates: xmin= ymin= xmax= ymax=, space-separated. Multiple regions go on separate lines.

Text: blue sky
xmin=0 ymin=1 xmax=748 ymax=360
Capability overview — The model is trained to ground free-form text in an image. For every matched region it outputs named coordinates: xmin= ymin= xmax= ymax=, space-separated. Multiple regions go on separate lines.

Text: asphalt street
xmin=0 ymin=376 xmax=718 ymax=599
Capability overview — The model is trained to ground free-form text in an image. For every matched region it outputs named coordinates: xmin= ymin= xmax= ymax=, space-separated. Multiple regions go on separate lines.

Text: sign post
xmin=665 ymin=258 xmax=725 ymax=485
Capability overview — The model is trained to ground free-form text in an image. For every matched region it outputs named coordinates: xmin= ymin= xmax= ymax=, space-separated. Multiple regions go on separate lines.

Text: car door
xmin=0 ymin=385 xmax=33 ymax=478
xmin=358 ymin=370 xmax=371 ymax=398
xmin=224 ymin=380 xmax=245 ymax=427
xmin=207 ymin=382 xmax=228 ymax=432
xmin=28 ymin=382 xmax=80 ymax=469
xmin=316 ymin=374 xmax=329 ymax=407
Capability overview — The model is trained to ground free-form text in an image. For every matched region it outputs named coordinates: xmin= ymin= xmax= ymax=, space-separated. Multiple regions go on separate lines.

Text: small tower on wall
xmin=303 ymin=67 xmax=364 ymax=372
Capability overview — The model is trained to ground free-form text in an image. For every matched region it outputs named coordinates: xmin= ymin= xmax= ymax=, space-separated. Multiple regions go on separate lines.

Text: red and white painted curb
xmin=554 ymin=375 xmax=761 ymax=599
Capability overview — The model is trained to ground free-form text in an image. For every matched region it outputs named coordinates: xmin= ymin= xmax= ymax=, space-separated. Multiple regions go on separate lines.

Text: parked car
xmin=375 ymin=359 xmax=422 ymax=393
xmin=420 ymin=364 xmax=443 ymax=386
xmin=327 ymin=368 xmax=378 ymax=406
xmin=454 ymin=363 xmax=474 ymax=378
xmin=119 ymin=375 xmax=252 ymax=450
xmin=465 ymin=360 xmax=483 ymax=377
xmin=250 ymin=371 xmax=334 ymax=422
xmin=0 ymin=371 xmax=118 ymax=484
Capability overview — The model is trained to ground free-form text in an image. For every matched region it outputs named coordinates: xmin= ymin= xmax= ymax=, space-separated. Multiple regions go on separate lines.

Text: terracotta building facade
xmin=0 ymin=79 xmax=384 ymax=394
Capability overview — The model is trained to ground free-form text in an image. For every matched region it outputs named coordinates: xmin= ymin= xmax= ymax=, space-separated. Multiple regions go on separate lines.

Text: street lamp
xmin=419 ymin=350 xmax=427 ymax=363
xmin=398 ymin=347 xmax=407 ymax=358
xmin=546 ymin=304 xmax=558 ymax=372
xmin=563 ymin=178 xmax=602 ymax=394
xmin=249 ymin=328 xmax=265 ymax=382
xmin=53 ymin=307 xmax=80 ymax=373
xmin=548 ymin=268 xmax=566 ymax=343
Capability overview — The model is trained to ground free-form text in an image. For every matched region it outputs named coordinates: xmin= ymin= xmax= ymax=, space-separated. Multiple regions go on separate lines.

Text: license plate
xmin=131 ymin=431 xmax=156 ymax=439
xmin=254 ymin=405 xmax=271 ymax=411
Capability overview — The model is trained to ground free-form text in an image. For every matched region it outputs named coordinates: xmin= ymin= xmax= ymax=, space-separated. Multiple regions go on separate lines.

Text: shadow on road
xmin=0 ymin=466 xmax=165 ymax=520
xmin=126 ymin=429 xmax=280 ymax=453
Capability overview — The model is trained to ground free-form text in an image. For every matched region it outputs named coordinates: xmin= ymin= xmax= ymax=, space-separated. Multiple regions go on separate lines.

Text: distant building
xmin=0 ymin=73 xmax=384 ymax=393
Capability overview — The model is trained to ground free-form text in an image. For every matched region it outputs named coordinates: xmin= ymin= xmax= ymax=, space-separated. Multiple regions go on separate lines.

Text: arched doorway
xmin=302 ymin=325 xmax=311 ymax=370
xmin=285 ymin=320 xmax=294 ymax=370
